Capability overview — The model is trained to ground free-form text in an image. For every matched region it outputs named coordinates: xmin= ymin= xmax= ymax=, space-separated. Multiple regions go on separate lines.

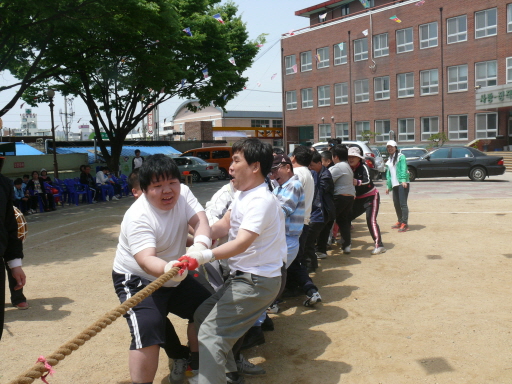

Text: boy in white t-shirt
xmin=112 ymin=154 xmax=212 ymax=384
xmin=179 ymin=138 xmax=286 ymax=384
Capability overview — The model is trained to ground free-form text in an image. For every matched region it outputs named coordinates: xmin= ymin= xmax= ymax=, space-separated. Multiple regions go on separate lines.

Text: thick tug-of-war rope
xmin=8 ymin=265 xmax=184 ymax=384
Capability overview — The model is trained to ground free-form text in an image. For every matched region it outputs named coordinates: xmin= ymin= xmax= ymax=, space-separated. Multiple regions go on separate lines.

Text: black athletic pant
xmin=351 ymin=193 xmax=383 ymax=248
xmin=286 ymin=225 xmax=318 ymax=294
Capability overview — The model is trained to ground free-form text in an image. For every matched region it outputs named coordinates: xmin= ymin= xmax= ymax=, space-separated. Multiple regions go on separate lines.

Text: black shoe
xmin=261 ymin=314 xmax=274 ymax=332
xmin=226 ymin=372 xmax=245 ymax=384
xmin=241 ymin=326 xmax=265 ymax=350
xmin=281 ymin=287 xmax=302 ymax=298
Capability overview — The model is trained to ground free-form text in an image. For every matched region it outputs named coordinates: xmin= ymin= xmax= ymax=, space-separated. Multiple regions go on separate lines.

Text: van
xmin=180 ymin=146 xmax=232 ymax=180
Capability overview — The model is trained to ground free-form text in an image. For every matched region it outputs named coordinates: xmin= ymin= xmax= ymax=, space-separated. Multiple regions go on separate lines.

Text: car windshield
xmin=192 ymin=157 xmax=208 ymax=164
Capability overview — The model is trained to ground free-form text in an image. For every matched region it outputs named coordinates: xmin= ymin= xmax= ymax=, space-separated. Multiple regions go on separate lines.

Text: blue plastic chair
xmin=64 ymin=179 xmax=91 ymax=205
xmin=54 ymin=178 xmax=71 ymax=205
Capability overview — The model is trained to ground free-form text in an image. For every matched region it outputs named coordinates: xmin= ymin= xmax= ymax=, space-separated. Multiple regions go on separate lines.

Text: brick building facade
xmin=282 ymin=0 xmax=512 ymax=150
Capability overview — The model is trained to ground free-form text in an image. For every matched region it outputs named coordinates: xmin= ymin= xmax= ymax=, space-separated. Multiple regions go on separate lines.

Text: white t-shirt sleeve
xmin=239 ymin=196 xmax=271 ymax=235
xmin=127 ymin=218 xmax=157 ymax=256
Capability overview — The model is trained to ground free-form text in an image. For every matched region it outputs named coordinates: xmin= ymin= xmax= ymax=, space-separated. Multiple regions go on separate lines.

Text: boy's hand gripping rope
xmin=8 ymin=266 xmax=183 ymax=384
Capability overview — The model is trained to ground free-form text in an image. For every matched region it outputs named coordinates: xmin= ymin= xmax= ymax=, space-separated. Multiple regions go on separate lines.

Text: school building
xmin=281 ymin=0 xmax=512 ymax=151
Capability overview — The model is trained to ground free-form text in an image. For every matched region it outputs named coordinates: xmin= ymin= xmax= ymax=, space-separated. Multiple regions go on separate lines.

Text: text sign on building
xmin=147 ymin=103 xmax=154 ymax=134
xmin=14 ymin=162 xmax=25 ymax=168
xmin=476 ymin=84 xmax=512 ymax=110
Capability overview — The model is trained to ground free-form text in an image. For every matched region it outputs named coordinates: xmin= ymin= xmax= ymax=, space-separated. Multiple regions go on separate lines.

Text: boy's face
xmin=15 ymin=183 xmax=22 ymax=189
xmin=144 ymin=176 xmax=180 ymax=210
xmin=321 ymin=158 xmax=331 ymax=167
xmin=23 ymin=177 xmax=29 ymax=182
xmin=229 ymin=151 xmax=259 ymax=191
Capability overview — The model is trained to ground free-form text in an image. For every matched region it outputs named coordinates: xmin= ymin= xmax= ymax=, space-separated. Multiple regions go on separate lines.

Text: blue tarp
xmin=55 ymin=145 xmax=181 ymax=164
xmin=15 ymin=142 xmax=45 ymax=155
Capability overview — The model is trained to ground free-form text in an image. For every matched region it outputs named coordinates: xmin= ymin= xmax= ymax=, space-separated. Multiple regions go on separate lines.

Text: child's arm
xmin=134 ymin=247 xmax=167 ymax=277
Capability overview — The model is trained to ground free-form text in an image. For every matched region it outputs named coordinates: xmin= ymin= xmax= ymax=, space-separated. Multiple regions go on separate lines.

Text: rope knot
xmin=36 ymin=356 xmax=55 ymax=384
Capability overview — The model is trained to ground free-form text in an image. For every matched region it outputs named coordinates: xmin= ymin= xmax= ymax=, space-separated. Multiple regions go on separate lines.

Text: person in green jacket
xmin=385 ymin=140 xmax=410 ymax=232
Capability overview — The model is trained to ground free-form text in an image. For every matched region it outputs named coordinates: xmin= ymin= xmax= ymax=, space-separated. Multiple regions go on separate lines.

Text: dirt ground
xmin=2 ymin=177 xmax=512 ymax=384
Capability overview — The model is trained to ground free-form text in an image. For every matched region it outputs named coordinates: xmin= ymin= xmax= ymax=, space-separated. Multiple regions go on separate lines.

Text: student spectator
xmin=40 ymin=168 xmax=52 ymax=185
xmin=128 ymin=169 xmax=142 ymax=199
xmin=132 ymin=149 xmax=144 ymax=171
xmin=187 ymin=138 xmax=286 ymax=384
xmin=320 ymin=150 xmax=334 ymax=169
xmin=26 ymin=170 xmax=56 ymax=211
xmin=385 ymin=140 xmax=410 ymax=232
xmin=1 ymin=156 xmax=28 ymax=340
xmin=96 ymin=166 xmax=118 ymax=201
xmin=330 ymin=145 xmax=355 ymax=254
xmin=13 ymin=178 xmax=35 ymax=215
xmin=316 ymin=150 xmax=336 ymax=255
xmin=349 ymin=147 xmax=386 ymax=255
xmin=22 ymin=175 xmax=29 ymax=190
xmin=112 ymin=154 xmax=212 ymax=384
xmin=80 ymin=166 xmax=99 ymax=203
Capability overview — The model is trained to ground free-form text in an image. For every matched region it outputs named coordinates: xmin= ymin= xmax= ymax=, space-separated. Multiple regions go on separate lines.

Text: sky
xmin=0 ymin=0 xmax=314 ymax=133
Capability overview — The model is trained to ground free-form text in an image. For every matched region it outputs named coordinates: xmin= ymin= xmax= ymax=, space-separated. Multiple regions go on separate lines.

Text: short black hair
xmin=232 ymin=138 xmax=273 ymax=177
xmin=135 ymin=149 xmax=141 ymax=154
xmin=14 ymin=178 xmax=23 ymax=185
xmin=332 ymin=144 xmax=348 ymax=162
xmin=128 ymin=169 xmax=140 ymax=190
xmin=31 ymin=170 xmax=39 ymax=177
xmin=328 ymin=138 xmax=342 ymax=147
xmin=292 ymin=145 xmax=313 ymax=167
xmin=321 ymin=150 xmax=333 ymax=162
xmin=138 ymin=154 xmax=180 ymax=191
xmin=273 ymin=147 xmax=284 ymax=155
xmin=311 ymin=151 xmax=322 ymax=164
xmin=23 ymin=174 xmax=29 ymax=179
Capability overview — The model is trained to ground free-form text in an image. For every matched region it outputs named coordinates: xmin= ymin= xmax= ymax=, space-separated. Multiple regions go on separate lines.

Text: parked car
xmin=173 ymin=156 xmax=221 ymax=182
xmin=312 ymin=140 xmax=380 ymax=180
xmin=370 ymin=146 xmax=386 ymax=179
xmin=406 ymin=146 xmax=506 ymax=181
xmin=400 ymin=147 xmax=428 ymax=160
xmin=181 ymin=146 xmax=232 ymax=180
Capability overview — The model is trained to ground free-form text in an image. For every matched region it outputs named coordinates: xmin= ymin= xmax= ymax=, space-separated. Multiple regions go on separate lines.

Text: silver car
xmin=174 ymin=156 xmax=221 ymax=182
xmin=370 ymin=146 xmax=386 ymax=179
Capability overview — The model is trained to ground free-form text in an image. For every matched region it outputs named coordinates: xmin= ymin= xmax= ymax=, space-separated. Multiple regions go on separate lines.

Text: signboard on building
xmin=147 ymin=104 xmax=154 ymax=134
xmin=475 ymin=84 xmax=512 ymax=110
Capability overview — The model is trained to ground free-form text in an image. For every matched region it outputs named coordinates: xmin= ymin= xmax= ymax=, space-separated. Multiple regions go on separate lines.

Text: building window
xmin=448 ymin=64 xmax=468 ymax=92
xmin=375 ymin=120 xmax=391 ymax=142
xmin=354 ymin=79 xmax=369 ymax=102
xmin=421 ymin=116 xmax=439 ymax=141
xmin=341 ymin=4 xmax=349 ymax=16
xmin=301 ymin=51 xmax=312 ymax=72
xmin=354 ymin=38 xmax=368 ymax=61
xmin=335 ymin=122 xmax=349 ymax=140
xmin=286 ymin=91 xmax=297 ymax=110
xmin=355 ymin=121 xmax=370 ymax=141
xmin=396 ymin=28 xmax=413 ymax=53
xmin=447 ymin=15 xmax=467 ymax=43
xmin=251 ymin=120 xmax=270 ymax=127
xmin=419 ymin=22 xmax=438 ymax=49
xmin=285 ymin=55 xmax=296 ymax=75
xmin=397 ymin=72 xmax=414 ymax=98
xmin=475 ymin=8 xmax=497 ymax=39
xmin=475 ymin=60 xmax=497 ymax=87
xmin=301 ymin=88 xmax=313 ymax=108
xmin=374 ymin=76 xmax=390 ymax=100
xmin=317 ymin=47 xmax=329 ymax=69
xmin=318 ymin=85 xmax=331 ymax=106
xmin=319 ymin=124 xmax=331 ymax=141
xmin=373 ymin=33 xmax=389 ymax=58
xmin=507 ymin=57 xmax=512 ymax=83
xmin=475 ymin=112 xmax=497 ymax=138
xmin=272 ymin=120 xmax=283 ymax=128
xmin=334 ymin=82 xmax=349 ymax=104
xmin=448 ymin=115 xmax=468 ymax=140
xmin=420 ymin=69 xmax=439 ymax=95
xmin=334 ymin=43 xmax=347 ymax=65
xmin=398 ymin=118 xmax=415 ymax=142
xmin=508 ymin=4 xmax=512 ymax=32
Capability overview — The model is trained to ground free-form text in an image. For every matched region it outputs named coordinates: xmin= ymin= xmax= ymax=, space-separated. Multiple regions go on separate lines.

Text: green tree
xmin=428 ymin=132 xmax=448 ymax=148
xmin=360 ymin=130 xmax=377 ymax=144
xmin=21 ymin=0 xmax=262 ymax=173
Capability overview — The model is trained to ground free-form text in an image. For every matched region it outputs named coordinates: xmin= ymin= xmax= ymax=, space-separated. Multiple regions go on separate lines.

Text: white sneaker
xmin=266 ymin=303 xmax=279 ymax=314
xmin=303 ymin=289 xmax=322 ymax=307
xmin=315 ymin=252 xmax=327 ymax=259
xmin=105 ymin=196 xmax=109 ymax=201
xmin=112 ymin=196 xmax=119 ymax=201
xmin=343 ymin=245 xmax=351 ymax=254
xmin=168 ymin=358 xmax=188 ymax=384
xmin=371 ymin=247 xmax=387 ymax=255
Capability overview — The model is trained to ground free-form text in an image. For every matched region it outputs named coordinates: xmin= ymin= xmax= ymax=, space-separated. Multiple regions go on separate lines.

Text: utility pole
xmin=59 ymin=96 xmax=75 ymax=141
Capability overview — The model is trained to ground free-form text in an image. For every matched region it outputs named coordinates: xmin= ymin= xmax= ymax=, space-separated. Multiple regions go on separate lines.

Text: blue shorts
xmin=112 ymin=271 xmax=211 ymax=350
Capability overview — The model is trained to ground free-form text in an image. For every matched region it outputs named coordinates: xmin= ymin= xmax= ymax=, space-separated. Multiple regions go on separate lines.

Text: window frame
xmin=286 ymin=90 xmax=297 ymax=110
xmin=508 ymin=4 xmax=512 ymax=33
xmin=319 ymin=124 xmax=332 ymax=141
xmin=251 ymin=119 xmax=270 ymax=127
xmin=374 ymin=76 xmax=390 ymax=100
xmin=475 ymin=8 xmax=497 ymax=39
xmin=375 ymin=120 xmax=391 ymax=142
xmin=421 ymin=116 xmax=439 ymax=141
xmin=354 ymin=79 xmax=369 ymax=103
xmin=420 ymin=69 xmax=439 ymax=95
xmin=396 ymin=27 xmax=414 ymax=53
xmin=507 ymin=57 xmax=512 ymax=84
xmin=334 ymin=43 xmax=347 ymax=65
xmin=397 ymin=72 xmax=415 ymax=98
xmin=373 ymin=33 xmax=389 ymax=58
xmin=300 ymin=51 xmax=312 ymax=72
xmin=318 ymin=85 xmax=331 ymax=107
xmin=285 ymin=55 xmax=296 ymax=75
xmin=447 ymin=64 xmax=468 ymax=92
xmin=355 ymin=121 xmax=370 ymax=141
xmin=447 ymin=15 xmax=467 ymax=44
xmin=301 ymin=88 xmax=313 ymax=109
xmin=448 ymin=114 xmax=468 ymax=140
xmin=475 ymin=112 xmax=498 ymax=139
xmin=334 ymin=82 xmax=349 ymax=105
xmin=317 ymin=47 xmax=330 ymax=69
xmin=354 ymin=38 xmax=368 ymax=61
xmin=419 ymin=22 xmax=438 ymax=49
xmin=335 ymin=122 xmax=350 ymax=141
xmin=398 ymin=118 xmax=415 ymax=142
xmin=475 ymin=60 xmax=497 ymax=88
